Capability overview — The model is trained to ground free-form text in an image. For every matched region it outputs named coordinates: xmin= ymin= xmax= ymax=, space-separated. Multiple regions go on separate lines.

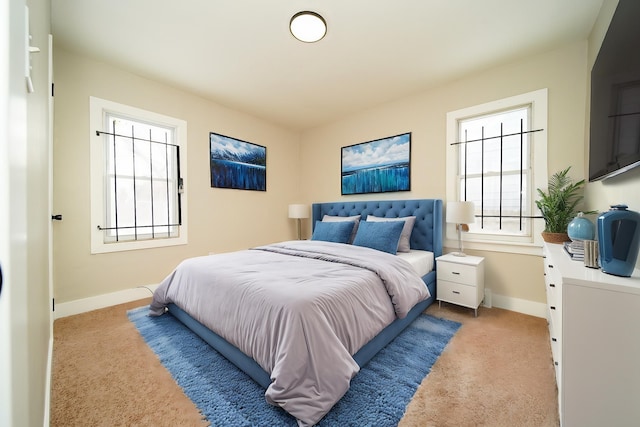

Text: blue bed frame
xmin=168 ymin=198 xmax=443 ymax=389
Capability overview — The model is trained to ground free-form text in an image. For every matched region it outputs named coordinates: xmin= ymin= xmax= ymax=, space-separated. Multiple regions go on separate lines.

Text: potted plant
xmin=535 ymin=167 xmax=594 ymax=243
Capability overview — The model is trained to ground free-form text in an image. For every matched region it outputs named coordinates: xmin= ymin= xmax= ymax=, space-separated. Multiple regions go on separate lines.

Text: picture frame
xmin=341 ymin=132 xmax=411 ymax=195
xmin=209 ymin=132 xmax=266 ymax=191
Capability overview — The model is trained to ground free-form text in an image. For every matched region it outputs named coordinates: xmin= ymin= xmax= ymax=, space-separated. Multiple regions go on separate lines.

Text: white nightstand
xmin=436 ymin=253 xmax=485 ymax=316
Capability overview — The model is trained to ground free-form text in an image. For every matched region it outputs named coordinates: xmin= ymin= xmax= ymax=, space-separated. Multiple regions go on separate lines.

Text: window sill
xmin=445 ymin=237 xmax=544 ymax=256
xmin=91 ymin=234 xmax=188 ymax=254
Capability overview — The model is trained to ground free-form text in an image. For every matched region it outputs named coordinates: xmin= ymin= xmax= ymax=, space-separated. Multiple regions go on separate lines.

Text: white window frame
xmin=446 ymin=89 xmax=548 ymax=255
xmin=90 ymin=97 xmax=188 ymax=254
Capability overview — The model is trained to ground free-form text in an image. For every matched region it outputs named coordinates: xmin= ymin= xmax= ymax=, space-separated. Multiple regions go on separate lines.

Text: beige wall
xmin=299 ymin=41 xmax=591 ymax=306
xmin=54 ymin=1 xmax=639 ymax=310
xmin=53 ymin=48 xmax=301 ymax=303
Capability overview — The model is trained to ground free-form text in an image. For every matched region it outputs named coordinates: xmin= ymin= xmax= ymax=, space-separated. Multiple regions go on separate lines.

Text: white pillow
xmin=322 ymin=215 xmax=361 ymax=243
xmin=365 ymin=215 xmax=416 ymax=252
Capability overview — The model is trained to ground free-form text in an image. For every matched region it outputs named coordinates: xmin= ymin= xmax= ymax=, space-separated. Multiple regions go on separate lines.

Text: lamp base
xmin=454 ymin=225 xmax=467 ymax=256
xmin=450 ymin=251 xmax=468 ymax=257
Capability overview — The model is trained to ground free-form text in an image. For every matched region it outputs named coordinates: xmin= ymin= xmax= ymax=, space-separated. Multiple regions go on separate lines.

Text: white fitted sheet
xmin=397 ymin=250 xmax=434 ymax=277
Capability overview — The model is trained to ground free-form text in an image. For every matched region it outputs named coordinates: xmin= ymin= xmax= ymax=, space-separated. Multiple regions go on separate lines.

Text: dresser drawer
xmin=437 ymin=262 xmax=478 ymax=286
xmin=437 ymin=280 xmax=479 ymax=308
xmin=546 ymin=280 xmax=558 ymax=306
xmin=548 ymin=300 xmax=561 ymax=329
xmin=544 ymin=262 xmax=560 ymax=286
xmin=550 ymin=334 xmax=560 ymax=364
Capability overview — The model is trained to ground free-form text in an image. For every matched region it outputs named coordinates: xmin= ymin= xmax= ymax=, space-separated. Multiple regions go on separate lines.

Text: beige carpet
xmin=51 ymin=299 xmax=559 ymax=426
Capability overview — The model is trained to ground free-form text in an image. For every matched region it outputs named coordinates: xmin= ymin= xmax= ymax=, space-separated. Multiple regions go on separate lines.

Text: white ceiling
xmin=51 ymin=0 xmax=605 ymax=131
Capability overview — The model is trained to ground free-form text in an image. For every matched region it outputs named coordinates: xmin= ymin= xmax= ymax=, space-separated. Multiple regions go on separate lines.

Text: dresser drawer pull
xmin=549 ymin=283 xmax=555 ymax=287
xmin=452 ymin=290 xmax=461 ymax=294
xmin=550 ymin=306 xmax=556 ymax=310
xmin=552 ymin=337 xmax=557 ymax=342
xmin=452 ymin=271 xmax=461 ymax=275
xmin=548 ymin=264 xmax=554 ymax=268
xmin=555 ymin=361 xmax=559 ymax=366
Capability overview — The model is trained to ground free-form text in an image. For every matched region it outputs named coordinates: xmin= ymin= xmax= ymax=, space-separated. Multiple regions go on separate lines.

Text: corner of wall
xmin=54 ymin=284 xmax=158 ymax=319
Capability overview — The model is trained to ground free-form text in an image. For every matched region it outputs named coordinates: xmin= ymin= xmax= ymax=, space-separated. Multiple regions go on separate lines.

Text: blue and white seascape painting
xmin=341 ymin=133 xmax=411 ymax=195
xmin=210 ymin=133 xmax=266 ymax=191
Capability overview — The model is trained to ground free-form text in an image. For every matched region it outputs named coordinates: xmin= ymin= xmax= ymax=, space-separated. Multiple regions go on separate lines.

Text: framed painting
xmin=210 ymin=132 xmax=266 ymax=191
xmin=341 ymin=132 xmax=411 ymax=195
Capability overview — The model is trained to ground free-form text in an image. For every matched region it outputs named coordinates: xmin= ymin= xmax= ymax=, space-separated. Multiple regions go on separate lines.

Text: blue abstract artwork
xmin=210 ymin=133 xmax=266 ymax=191
xmin=341 ymin=133 xmax=411 ymax=195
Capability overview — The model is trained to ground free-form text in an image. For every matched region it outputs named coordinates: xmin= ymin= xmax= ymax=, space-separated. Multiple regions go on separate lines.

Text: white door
xmin=44 ymin=33 xmax=55 ymax=426
xmin=0 ymin=1 xmax=33 ymax=425
xmin=0 ymin=20 xmax=11 ymax=421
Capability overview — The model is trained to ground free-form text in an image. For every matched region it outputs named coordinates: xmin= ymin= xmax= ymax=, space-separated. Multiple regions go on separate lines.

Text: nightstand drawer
xmin=438 ymin=280 xmax=478 ymax=308
xmin=437 ymin=261 xmax=478 ymax=286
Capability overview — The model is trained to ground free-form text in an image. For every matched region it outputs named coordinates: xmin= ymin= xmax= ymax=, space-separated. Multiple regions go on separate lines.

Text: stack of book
xmin=563 ymin=240 xmax=584 ymax=261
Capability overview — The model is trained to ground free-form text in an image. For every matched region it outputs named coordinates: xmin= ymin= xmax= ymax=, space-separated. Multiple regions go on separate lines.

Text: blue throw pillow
xmin=311 ymin=221 xmax=355 ymax=244
xmin=352 ymin=220 xmax=405 ymax=254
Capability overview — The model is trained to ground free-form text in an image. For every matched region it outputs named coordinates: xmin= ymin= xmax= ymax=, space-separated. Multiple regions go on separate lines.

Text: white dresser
xmin=543 ymin=242 xmax=640 ymax=427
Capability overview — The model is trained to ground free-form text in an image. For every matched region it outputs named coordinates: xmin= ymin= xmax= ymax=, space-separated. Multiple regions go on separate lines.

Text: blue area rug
xmin=128 ymin=306 xmax=460 ymax=426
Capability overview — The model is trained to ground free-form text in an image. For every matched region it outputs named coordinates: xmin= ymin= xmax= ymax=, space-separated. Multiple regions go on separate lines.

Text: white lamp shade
xmin=446 ymin=201 xmax=475 ymax=224
xmin=288 ymin=204 xmax=309 ymax=219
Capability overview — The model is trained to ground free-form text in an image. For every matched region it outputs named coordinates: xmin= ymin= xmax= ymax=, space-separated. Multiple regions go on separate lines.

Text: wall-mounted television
xmin=589 ymin=0 xmax=640 ymax=181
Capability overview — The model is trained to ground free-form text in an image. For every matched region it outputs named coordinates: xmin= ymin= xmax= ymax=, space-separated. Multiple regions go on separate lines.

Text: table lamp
xmin=288 ymin=204 xmax=309 ymax=240
xmin=447 ymin=201 xmax=475 ymax=256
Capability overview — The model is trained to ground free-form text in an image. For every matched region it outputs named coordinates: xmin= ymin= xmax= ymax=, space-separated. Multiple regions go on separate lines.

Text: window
xmin=446 ymin=89 xmax=547 ymax=253
xmin=90 ymin=97 xmax=188 ymax=253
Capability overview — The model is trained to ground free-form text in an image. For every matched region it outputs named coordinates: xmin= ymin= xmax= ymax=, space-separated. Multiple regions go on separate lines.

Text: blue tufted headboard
xmin=311 ymin=199 xmax=443 ymax=257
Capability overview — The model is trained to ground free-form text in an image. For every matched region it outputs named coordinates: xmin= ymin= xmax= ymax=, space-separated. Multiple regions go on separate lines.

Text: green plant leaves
xmin=535 ymin=166 xmax=593 ymax=233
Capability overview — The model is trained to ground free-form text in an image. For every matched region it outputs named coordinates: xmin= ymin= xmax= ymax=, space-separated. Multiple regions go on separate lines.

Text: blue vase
xmin=597 ymin=204 xmax=640 ymax=277
xmin=567 ymin=212 xmax=595 ymax=241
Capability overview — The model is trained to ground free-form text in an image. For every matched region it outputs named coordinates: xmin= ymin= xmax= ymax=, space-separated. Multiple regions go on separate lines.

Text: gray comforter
xmin=149 ymin=240 xmax=430 ymax=426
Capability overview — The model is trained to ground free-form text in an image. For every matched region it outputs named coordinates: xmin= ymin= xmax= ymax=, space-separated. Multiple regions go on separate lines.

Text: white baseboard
xmin=54 ymin=284 xmax=159 ymax=319
xmin=490 ymin=292 xmax=547 ymax=318
xmin=54 ymin=284 xmax=547 ymax=320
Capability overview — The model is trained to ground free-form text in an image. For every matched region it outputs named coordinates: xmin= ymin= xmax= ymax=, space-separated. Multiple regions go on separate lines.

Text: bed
xmin=149 ymin=198 xmax=443 ymax=426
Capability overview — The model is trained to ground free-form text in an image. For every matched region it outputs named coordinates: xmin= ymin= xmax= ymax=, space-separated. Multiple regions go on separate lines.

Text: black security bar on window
xmin=452 ymin=122 xmax=544 ymax=230
xmin=96 ymin=124 xmax=182 ymax=242
xmin=95 ymin=130 xmax=180 ymax=148
xmin=96 ymin=224 xmax=181 ymax=231
xmin=449 ymin=128 xmax=544 ymax=146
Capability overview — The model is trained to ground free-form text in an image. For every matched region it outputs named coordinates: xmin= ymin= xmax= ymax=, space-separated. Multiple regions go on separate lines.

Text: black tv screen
xmin=589 ymin=0 xmax=640 ymax=181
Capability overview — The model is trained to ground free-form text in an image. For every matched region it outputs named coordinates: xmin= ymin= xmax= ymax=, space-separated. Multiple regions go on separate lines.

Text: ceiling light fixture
xmin=290 ymin=11 xmax=327 ymax=43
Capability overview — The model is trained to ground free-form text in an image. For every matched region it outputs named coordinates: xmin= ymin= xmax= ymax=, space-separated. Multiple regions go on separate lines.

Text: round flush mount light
xmin=290 ymin=11 xmax=327 ymax=43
